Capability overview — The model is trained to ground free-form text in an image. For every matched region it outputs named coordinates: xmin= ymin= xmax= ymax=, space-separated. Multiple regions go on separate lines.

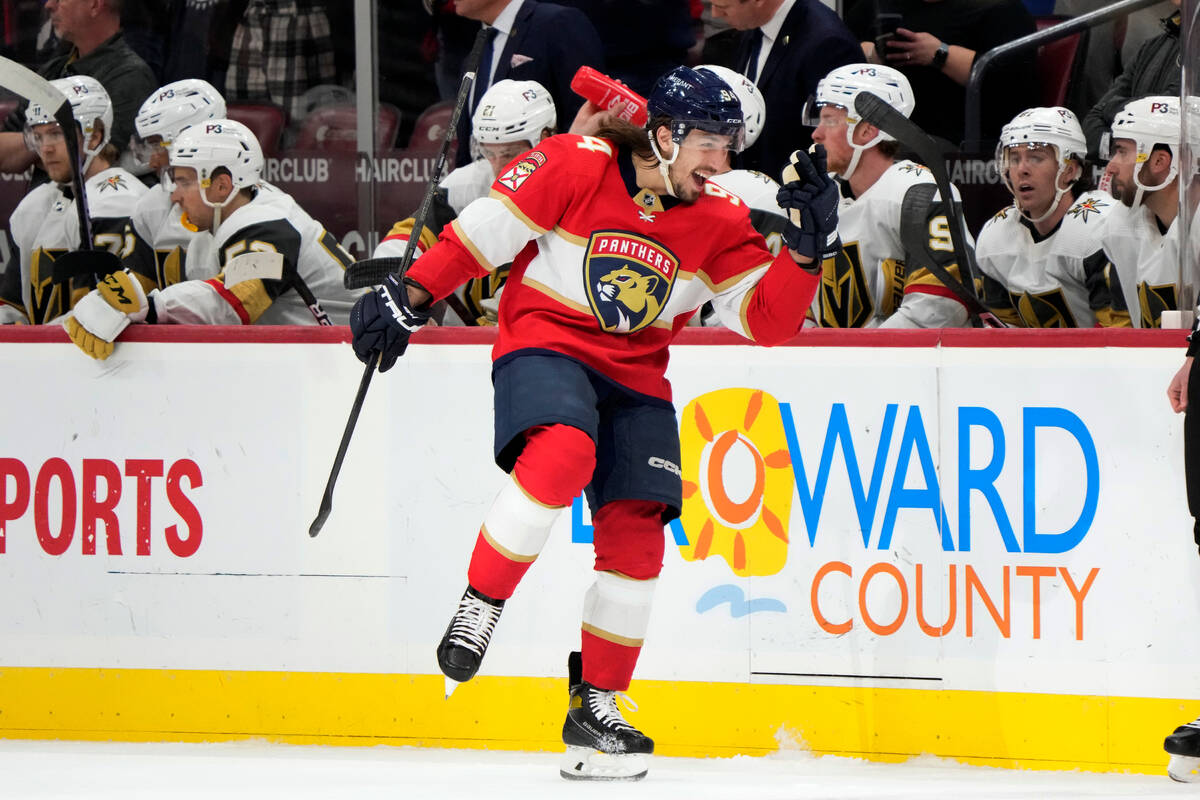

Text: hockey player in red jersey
xmin=349 ymin=65 xmax=838 ymax=781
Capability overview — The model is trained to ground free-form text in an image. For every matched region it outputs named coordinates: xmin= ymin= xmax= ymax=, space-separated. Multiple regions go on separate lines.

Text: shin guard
xmin=580 ymin=571 xmax=658 ymax=691
xmin=468 ymin=476 xmax=562 ymax=600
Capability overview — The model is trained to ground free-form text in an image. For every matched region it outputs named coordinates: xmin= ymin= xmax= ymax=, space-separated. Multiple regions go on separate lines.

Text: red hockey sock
xmin=581 ymin=629 xmax=641 ymax=692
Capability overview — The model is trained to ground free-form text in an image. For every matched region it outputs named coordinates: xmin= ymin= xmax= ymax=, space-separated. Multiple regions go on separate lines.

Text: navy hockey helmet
xmin=647 ymin=66 xmax=745 ymax=154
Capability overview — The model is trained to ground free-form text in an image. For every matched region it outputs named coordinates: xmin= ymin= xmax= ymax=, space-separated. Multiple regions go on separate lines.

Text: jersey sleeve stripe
xmin=204 ymin=278 xmax=253 ymax=325
xmin=449 ymin=218 xmax=498 ymax=273
xmin=490 ymin=191 xmax=550 ymax=236
xmin=552 ymin=225 xmax=588 ymax=247
xmin=698 ymin=262 xmax=770 ymax=293
xmin=903 ymin=282 xmax=968 ymax=306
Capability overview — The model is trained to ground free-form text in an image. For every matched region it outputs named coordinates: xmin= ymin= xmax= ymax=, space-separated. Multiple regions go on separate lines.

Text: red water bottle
xmin=570 ymin=66 xmax=648 ymax=126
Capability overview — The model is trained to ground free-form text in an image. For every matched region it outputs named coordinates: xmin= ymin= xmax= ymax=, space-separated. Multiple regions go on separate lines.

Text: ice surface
xmin=0 ymin=739 xmax=1194 ymax=799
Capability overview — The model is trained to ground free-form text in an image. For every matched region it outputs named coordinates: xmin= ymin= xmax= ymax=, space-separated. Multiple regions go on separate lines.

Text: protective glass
xmin=23 ymin=123 xmax=65 ymax=152
xmin=801 ymin=99 xmax=848 ymax=129
xmin=478 ymin=141 xmax=530 ymax=169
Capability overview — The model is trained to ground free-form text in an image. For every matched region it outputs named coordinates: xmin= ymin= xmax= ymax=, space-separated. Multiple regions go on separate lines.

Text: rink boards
xmin=0 ymin=325 xmax=1196 ymax=774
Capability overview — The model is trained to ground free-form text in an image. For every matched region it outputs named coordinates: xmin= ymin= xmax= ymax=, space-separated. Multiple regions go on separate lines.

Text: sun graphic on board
xmin=677 ymin=388 xmax=793 ymax=577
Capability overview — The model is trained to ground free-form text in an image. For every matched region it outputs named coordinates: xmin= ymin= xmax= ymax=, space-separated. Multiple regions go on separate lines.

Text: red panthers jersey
xmin=407 ymin=133 xmax=818 ymax=400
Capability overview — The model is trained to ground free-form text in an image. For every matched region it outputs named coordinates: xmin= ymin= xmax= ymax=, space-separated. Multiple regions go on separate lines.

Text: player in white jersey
xmin=374 ymin=79 xmax=557 ymax=325
xmin=64 ymin=119 xmax=363 ymax=359
xmin=123 ymin=78 xmax=227 ymax=289
xmin=1098 ymin=96 xmax=1184 ymax=327
xmin=975 ymin=107 xmax=1128 ymax=327
xmin=0 ymin=76 xmax=147 ymax=325
xmin=804 ymin=64 xmax=971 ymax=328
xmin=699 ymin=64 xmax=789 ymax=258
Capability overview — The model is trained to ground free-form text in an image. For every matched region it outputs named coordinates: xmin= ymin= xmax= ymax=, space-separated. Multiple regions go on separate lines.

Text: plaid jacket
xmin=225 ymin=0 xmax=336 ymax=121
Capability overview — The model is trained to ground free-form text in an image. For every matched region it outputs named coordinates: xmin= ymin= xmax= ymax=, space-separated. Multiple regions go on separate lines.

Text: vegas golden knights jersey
xmin=706 ymin=169 xmax=790 ymax=257
xmin=818 ymin=161 xmax=971 ymax=328
xmin=1099 ymin=201 xmax=1179 ymax=328
xmin=122 ymin=180 xmax=294 ymax=293
xmin=976 ymin=191 xmax=1129 ymax=328
xmin=0 ymin=167 xmax=147 ymax=324
xmin=123 ymin=183 xmax=195 ymax=292
xmin=375 ymin=158 xmax=503 ymax=326
xmin=148 ymin=187 xmax=364 ymax=325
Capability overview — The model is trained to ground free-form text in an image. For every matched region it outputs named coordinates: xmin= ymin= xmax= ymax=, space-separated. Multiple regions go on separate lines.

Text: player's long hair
xmin=593 ymin=117 xmax=663 ymax=166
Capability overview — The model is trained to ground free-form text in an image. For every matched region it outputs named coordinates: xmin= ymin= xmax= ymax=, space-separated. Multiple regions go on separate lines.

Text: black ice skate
xmin=436 ymin=586 xmax=504 ymax=697
xmin=1165 ymin=717 xmax=1200 ymax=782
xmin=560 ymin=679 xmax=653 ymax=781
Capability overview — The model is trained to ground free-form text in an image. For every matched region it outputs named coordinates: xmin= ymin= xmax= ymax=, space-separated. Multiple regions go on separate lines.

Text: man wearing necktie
xmin=451 ymin=0 xmax=604 ymax=168
xmin=711 ymin=0 xmax=860 ymax=180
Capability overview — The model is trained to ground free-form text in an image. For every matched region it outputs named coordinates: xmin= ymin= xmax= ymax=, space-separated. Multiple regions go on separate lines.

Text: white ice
xmin=1 ymin=739 xmax=1196 ymax=800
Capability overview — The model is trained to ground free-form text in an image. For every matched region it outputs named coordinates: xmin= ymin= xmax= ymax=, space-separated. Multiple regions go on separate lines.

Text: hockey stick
xmin=852 ymin=92 xmax=1005 ymax=328
xmin=343 ymin=24 xmax=485 ymax=292
xmin=308 ymin=28 xmax=488 ymax=538
xmin=0 ymin=57 xmax=100 ymax=263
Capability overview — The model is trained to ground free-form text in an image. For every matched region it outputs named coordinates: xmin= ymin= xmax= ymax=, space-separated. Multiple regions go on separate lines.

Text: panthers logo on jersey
xmin=584 ymin=231 xmax=678 ymax=333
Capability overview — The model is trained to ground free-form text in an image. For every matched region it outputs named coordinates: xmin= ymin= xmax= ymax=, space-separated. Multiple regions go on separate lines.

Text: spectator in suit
xmin=448 ymin=0 xmax=604 ymax=167
xmin=552 ymin=0 xmax=696 ymax=97
xmin=708 ymin=0 xmax=862 ymax=180
xmin=0 ymin=0 xmax=157 ymax=179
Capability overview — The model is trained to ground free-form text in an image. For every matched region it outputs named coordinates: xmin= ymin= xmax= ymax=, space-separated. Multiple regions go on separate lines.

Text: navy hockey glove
xmin=776 ymin=145 xmax=841 ymax=263
xmin=349 ymin=274 xmax=431 ymax=372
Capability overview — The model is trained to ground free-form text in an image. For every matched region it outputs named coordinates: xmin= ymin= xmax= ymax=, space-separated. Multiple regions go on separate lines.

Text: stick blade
xmin=308 ymin=498 xmax=332 ymax=537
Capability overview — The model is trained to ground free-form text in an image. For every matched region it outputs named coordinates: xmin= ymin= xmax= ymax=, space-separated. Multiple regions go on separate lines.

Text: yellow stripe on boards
xmin=0 ymin=667 xmax=1185 ymax=775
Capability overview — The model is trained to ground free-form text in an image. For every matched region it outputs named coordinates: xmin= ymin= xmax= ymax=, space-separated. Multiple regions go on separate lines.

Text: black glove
xmin=349 ymin=274 xmax=431 ymax=372
xmin=776 ymin=145 xmax=841 ymax=262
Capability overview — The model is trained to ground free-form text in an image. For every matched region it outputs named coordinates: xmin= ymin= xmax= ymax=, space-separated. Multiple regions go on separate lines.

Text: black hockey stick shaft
xmin=0 ymin=57 xmax=94 ymax=255
xmin=344 ymin=28 xmax=488 ymax=291
xmin=308 ymin=351 xmax=377 ymax=537
xmin=308 ymin=28 xmax=488 ymax=538
xmin=853 ymin=92 xmax=1005 ymax=328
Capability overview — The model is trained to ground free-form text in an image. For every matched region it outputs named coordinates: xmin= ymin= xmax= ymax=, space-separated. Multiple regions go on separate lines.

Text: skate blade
xmin=559 ymin=746 xmax=647 ymax=781
xmin=1168 ymin=754 xmax=1200 ymax=782
xmin=443 ymin=675 xmax=461 ymax=699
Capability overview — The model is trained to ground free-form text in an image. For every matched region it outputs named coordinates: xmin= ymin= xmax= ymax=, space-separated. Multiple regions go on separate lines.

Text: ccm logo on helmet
xmin=648 ymin=456 xmax=681 ymax=476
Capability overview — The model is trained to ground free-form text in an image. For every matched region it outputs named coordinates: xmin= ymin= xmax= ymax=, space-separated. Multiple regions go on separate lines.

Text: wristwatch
xmin=931 ymin=41 xmax=950 ymax=69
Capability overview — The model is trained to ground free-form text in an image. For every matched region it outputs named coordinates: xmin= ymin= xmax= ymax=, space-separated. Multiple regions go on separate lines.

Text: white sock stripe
xmin=582 ymin=573 xmax=657 ymax=642
xmin=481 ymin=477 xmax=563 ymax=559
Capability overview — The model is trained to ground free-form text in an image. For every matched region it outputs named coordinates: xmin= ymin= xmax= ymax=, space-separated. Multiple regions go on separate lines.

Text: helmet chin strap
xmin=839 ymin=120 xmax=883 ymax=181
xmin=1017 ymin=163 xmax=1073 ymax=225
xmin=649 ymin=130 xmax=679 ymax=198
xmin=198 ymin=176 xmax=236 ymax=232
xmin=1131 ymin=156 xmax=1178 ymax=209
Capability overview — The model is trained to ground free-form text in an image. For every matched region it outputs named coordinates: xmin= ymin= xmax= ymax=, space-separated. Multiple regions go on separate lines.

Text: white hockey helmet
xmin=803 ymin=63 xmax=914 ymax=179
xmin=996 ymin=106 xmax=1087 ymax=223
xmin=1108 ymin=96 xmax=1180 ymax=205
xmin=133 ymin=79 xmax=226 ymax=163
xmin=168 ymin=118 xmax=263 ymax=209
xmin=25 ymin=75 xmax=114 ymax=174
xmin=696 ymin=64 xmax=766 ymax=149
xmin=471 ymin=79 xmax=556 ymax=148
